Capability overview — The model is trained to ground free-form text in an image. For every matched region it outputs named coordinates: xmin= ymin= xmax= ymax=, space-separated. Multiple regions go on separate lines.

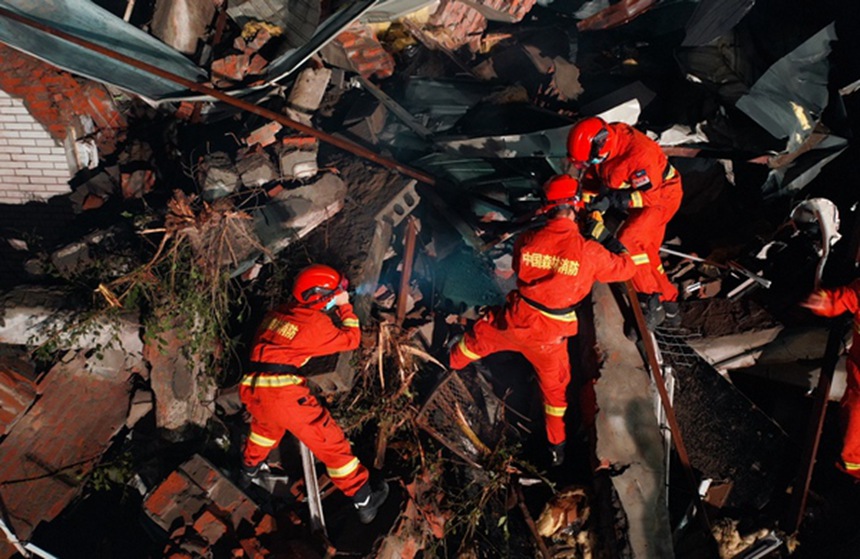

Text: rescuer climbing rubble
xmin=449 ymin=175 xmax=636 ymax=466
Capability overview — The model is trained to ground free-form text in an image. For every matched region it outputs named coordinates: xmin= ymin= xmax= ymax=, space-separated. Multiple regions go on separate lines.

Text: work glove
xmin=602 ymin=235 xmax=627 ymax=255
xmin=586 ymin=190 xmax=631 ymax=213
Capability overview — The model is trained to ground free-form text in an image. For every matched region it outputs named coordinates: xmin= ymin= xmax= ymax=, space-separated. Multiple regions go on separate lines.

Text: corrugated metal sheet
xmin=0 ymin=0 xmax=207 ymax=102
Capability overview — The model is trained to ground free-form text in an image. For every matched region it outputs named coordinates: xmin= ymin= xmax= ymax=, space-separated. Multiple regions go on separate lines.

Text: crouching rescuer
xmin=449 ymin=175 xmax=636 ymax=466
xmin=239 ymin=264 xmax=389 ymax=523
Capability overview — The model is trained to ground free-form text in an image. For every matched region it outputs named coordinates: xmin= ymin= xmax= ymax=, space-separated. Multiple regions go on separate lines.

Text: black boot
xmin=640 ymin=293 xmax=665 ymax=330
xmin=549 ymin=441 xmax=566 ymax=467
xmin=662 ymin=301 xmax=681 ymax=328
xmin=238 ymin=462 xmax=262 ymax=489
xmin=353 ymin=480 xmax=390 ymax=524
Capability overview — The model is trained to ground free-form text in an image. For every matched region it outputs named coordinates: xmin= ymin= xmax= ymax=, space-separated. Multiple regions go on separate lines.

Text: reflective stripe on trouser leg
xmin=287 ymin=390 xmax=369 ymax=496
xmin=523 ymin=340 xmax=571 ymax=446
xmin=243 ymin=424 xmax=282 ymax=467
xmin=449 ymin=310 xmax=518 ymax=370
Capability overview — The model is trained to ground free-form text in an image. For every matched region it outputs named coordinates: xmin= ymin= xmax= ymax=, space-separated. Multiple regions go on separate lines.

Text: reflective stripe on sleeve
xmin=544 ymin=404 xmax=567 ymax=417
xmin=631 ymin=253 xmax=650 ymax=265
xmin=457 ymin=338 xmax=482 ymax=361
xmin=657 ymin=264 xmax=665 ymax=274
xmin=844 ymin=461 xmax=860 ymax=471
xmin=249 ymin=431 xmax=277 ymax=448
xmin=630 ymin=191 xmax=644 ymax=208
xmin=591 ymin=222 xmax=606 ymax=240
xmin=342 ymin=318 xmax=360 ymax=328
xmin=327 ymin=457 xmax=360 ymax=478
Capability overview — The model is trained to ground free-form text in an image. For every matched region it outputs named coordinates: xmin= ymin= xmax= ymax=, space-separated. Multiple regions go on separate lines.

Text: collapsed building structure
xmin=1 ymin=0 xmax=860 ymax=557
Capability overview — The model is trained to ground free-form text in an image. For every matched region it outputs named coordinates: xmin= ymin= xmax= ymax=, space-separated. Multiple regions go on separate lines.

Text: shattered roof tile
xmin=0 ymin=351 xmax=131 ymax=541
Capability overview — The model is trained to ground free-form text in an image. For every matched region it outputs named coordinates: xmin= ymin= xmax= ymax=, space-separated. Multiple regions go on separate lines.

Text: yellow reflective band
xmin=264 ymin=317 xmax=299 ymax=339
xmin=657 ymin=264 xmax=665 ymax=273
xmin=249 ymin=431 xmax=277 ymax=448
xmin=458 ymin=338 xmax=481 ymax=361
xmin=544 ymin=404 xmax=567 ymax=417
xmin=631 ymin=253 xmax=650 ymax=265
xmin=327 ymin=457 xmax=360 ymax=478
xmin=342 ymin=318 xmax=360 ymax=328
xmin=665 ymin=166 xmax=676 ymax=180
xmin=630 ymin=191 xmax=644 ymax=208
xmin=617 ymin=181 xmax=631 ymax=189
xmin=591 ymin=222 xmax=606 ymax=240
xmin=844 ymin=461 xmax=860 ymax=471
xmin=240 ymin=374 xmax=304 ymax=388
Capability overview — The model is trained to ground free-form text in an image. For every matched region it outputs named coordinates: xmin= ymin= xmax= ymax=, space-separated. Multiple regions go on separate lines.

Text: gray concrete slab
xmin=592 ymin=283 xmax=674 ymax=558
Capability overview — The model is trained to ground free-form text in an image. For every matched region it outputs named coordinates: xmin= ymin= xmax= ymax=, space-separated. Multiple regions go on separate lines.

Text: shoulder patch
xmin=631 ymin=169 xmax=651 ymax=189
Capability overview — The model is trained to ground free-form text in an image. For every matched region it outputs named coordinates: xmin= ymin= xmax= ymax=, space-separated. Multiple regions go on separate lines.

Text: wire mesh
xmin=654 ymin=326 xmax=703 ymax=372
xmin=416 ymin=372 xmax=505 ymax=468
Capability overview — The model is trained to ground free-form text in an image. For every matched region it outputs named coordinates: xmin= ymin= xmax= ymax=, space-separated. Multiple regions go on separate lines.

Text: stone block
xmin=200 ymin=152 xmax=240 ymax=201
xmin=236 ymin=150 xmax=277 ymax=187
xmin=276 ymin=139 xmax=319 ymax=180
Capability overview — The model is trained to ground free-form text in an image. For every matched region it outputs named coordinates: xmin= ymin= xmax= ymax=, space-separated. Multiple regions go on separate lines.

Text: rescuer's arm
xmin=802 ymin=279 xmax=860 ymax=318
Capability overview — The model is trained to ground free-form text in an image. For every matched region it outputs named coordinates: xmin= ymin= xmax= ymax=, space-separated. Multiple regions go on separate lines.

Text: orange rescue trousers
xmin=839 ymin=356 xmax=860 ymax=479
xmin=240 ymin=379 xmax=369 ymax=496
xmin=617 ymin=182 xmax=682 ymax=303
xmin=449 ymin=294 xmax=575 ymax=446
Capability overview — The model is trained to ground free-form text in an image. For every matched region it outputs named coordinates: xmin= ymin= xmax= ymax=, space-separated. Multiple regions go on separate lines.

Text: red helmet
xmin=542 ymin=174 xmax=581 ymax=212
xmin=292 ymin=264 xmax=347 ymax=308
xmin=567 ymin=117 xmax=615 ymax=168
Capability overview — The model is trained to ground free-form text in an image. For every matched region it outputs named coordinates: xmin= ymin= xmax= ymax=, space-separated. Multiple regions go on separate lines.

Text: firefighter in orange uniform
xmin=449 ymin=175 xmax=636 ymax=466
xmin=568 ymin=117 xmax=683 ymax=328
xmin=802 ymin=279 xmax=860 ymax=480
xmin=240 ymin=264 xmax=388 ymax=523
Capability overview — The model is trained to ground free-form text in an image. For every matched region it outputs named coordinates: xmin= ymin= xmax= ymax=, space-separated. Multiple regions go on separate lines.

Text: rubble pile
xmin=0 ymin=0 xmax=859 ymax=558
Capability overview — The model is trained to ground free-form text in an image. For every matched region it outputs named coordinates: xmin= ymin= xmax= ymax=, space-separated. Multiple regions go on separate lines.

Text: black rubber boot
xmin=353 ymin=479 xmax=390 ymax=524
xmin=662 ymin=301 xmax=681 ymax=328
xmin=238 ymin=462 xmax=261 ymax=489
xmin=549 ymin=441 xmax=566 ymax=467
xmin=641 ymin=293 xmax=665 ymax=330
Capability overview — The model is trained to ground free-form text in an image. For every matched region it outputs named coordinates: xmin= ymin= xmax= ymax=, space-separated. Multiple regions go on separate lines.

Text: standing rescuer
xmin=239 ymin=264 xmax=389 ymax=523
xmin=802 ymin=279 xmax=860 ymax=480
xmin=568 ymin=116 xmax=684 ymax=329
xmin=449 ymin=175 xmax=636 ymax=466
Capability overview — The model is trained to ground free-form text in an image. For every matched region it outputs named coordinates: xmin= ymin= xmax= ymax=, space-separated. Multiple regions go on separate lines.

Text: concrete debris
xmin=344 ymin=96 xmax=388 ymax=144
xmin=276 ymin=137 xmax=319 ymax=180
xmin=254 ymin=172 xmax=347 ymax=255
xmin=199 ymin=151 xmax=241 ymax=201
xmin=591 ymin=283 xmax=674 ymax=558
xmin=0 ymin=286 xmax=144 ymax=358
xmin=286 ymin=67 xmax=332 ymax=125
xmin=236 ymin=148 xmax=278 ymax=187
xmin=126 ymin=387 xmax=155 ymax=428
xmin=151 ymin=0 xmax=217 ymax=55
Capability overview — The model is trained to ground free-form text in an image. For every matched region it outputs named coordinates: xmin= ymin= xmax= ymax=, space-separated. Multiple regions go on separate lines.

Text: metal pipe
xmin=300 ymin=442 xmax=327 ymax=536
xmin=0 ymin=7 xmax=436 ymax=187
xmin=623 ymin=281 xmax=713 ymax=536
xmin=785 ymin=319 xmax=847 ymax=535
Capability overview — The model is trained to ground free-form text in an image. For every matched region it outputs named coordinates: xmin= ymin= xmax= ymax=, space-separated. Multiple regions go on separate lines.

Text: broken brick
xmin=246 ymin=121 xmax=283 ymax=148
